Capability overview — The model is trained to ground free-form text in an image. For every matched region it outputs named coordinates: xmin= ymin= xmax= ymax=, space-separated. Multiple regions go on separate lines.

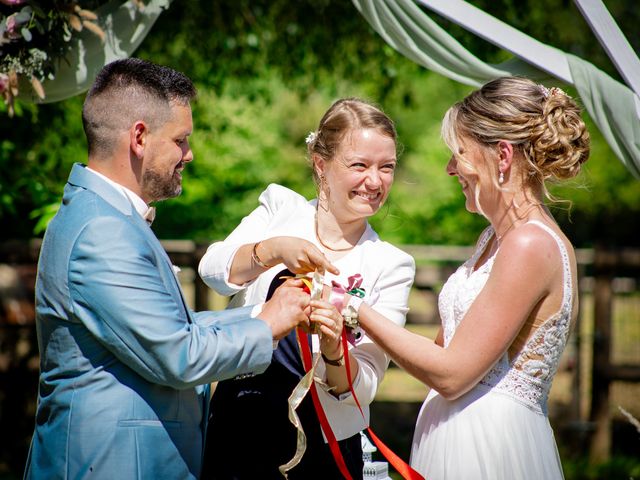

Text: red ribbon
xmin=298 ymin=327 xmax=425 ymax=480
xmin=297 ymin=329 xmax=354 ymax=480
xmin=341 ymin=331 xmax=425 ymax=480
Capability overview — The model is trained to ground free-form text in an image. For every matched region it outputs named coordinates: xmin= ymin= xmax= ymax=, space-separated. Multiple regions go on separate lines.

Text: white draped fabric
xmin=352 ymin=0 xmax=640 ymax=179
xmin=17 ymin=0 xmax=172 ymax=104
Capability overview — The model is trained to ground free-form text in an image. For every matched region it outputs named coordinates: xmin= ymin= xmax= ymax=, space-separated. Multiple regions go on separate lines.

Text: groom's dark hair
xmin=82 ymin=58 xmax=196 ymax=156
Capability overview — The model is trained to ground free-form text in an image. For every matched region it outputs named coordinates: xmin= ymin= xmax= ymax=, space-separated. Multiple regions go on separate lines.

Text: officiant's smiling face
xmin=141 ymin=103 xmax=193 ymax=203
xmin=316 ymin=128 xmax=396 ymax=223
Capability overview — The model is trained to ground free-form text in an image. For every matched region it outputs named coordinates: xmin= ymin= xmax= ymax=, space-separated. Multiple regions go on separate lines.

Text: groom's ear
xmin=130 ymin=121 xmax=148 ymax=160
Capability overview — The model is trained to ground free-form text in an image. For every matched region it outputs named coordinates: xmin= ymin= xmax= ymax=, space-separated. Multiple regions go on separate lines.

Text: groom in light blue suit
xmin=24 ymin=58 xmax=310 ymax=479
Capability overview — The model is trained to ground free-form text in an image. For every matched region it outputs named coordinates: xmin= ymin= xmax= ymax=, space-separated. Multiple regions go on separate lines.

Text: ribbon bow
xmin=330 ymin=273 xmax=365 ymax=298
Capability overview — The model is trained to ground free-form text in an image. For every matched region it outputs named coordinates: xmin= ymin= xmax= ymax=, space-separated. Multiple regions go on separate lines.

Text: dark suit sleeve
xmin=68 ymin=216 xmax=273 ymax=388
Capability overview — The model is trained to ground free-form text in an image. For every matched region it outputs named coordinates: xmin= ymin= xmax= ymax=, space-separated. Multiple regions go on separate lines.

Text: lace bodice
xmin=437 ymin=220 xmax=573 ymax=414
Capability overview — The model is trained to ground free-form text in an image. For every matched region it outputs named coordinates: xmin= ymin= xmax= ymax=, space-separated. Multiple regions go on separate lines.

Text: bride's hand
xmin=260 ymin=236 xmax=339 ymax=275
xmin=310 ymin=299 xmax=344 ymax=359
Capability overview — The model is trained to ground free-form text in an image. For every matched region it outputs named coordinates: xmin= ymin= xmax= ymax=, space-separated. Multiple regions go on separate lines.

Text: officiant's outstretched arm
xmin=24 ymin=58 xmax=310 ymax=480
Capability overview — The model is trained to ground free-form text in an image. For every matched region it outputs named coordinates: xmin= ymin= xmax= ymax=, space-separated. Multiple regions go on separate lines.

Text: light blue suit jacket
xmin=24 ymin=163 xmax=273 ymax=479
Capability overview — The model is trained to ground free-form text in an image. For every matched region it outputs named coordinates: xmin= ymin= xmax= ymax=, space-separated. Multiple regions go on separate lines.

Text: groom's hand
xmin=259 ymin=278 xmax=310 ymax=340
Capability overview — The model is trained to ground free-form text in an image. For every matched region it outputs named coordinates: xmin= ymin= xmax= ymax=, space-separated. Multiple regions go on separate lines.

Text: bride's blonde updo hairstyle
xmin=306 ymin=97 xmax=397 ymax=189
xmin=441 ymin=76 xmax=590 ymax=193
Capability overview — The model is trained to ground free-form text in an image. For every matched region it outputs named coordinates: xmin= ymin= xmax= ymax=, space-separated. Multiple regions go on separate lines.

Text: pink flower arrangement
xmin=0 ymin=7 xmax=30 ymax=46
xmin=0 ymin=73 xmax=8 ymax=93
xmin=0 ymin=2 xmax=114 ymax=116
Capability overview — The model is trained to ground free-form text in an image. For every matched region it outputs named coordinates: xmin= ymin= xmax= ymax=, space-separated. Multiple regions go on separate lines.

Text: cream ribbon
xmin=279 ymin=270 xmax=324 ymax=478
xmin=278 ymin=351 xmax=321 ymax=479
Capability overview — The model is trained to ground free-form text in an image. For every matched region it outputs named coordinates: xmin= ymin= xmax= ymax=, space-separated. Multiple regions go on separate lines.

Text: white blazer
xmin=199 ymin=184 xmax=415 ymax=440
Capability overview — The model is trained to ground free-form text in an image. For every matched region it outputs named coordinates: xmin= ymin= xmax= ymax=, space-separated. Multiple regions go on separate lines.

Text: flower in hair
xmin=305 ymin=131 xmax=317 ymax=145
xmin=538 ymin=84 xmax=566 ymax=100
xmin=549 ymin=86 xmax=566 ymax=97
xmin=537 ymin=84 xmax=551 ymax=99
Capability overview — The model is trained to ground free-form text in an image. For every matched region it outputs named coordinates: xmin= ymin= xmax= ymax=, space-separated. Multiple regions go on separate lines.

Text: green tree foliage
xmin=1 ymin=0 xmax=638 ymax=247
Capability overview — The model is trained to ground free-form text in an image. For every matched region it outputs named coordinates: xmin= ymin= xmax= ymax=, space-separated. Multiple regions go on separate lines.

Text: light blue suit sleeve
xmin=68 ymin=215 xmax=273 ymax=389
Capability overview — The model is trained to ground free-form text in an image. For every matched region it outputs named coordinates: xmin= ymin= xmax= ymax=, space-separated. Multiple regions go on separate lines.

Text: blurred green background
xmin=2 ymin=0 xmax=639 ymax=247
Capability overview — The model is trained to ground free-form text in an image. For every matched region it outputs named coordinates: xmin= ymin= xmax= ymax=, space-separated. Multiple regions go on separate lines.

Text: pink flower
xmin=3 ymin=11 xmax=29 ymax=40
xmin=0 ymin=0 xmax=27 ymax=5
xmin=5 ymin=15 xmax=18 ymax=37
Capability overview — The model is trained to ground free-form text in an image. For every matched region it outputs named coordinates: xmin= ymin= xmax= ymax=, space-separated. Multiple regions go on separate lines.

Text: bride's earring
xmin=498 ymin=170 xmax=504 ymax=185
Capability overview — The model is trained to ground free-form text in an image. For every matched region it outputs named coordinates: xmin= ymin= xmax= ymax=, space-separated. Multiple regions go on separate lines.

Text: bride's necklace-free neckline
xmin=314 ymin=211 xmax=358 ymax=252
xmin=495 ymin=203 xmax=544 ymax=244
xmin=496 ymin=219 xmax=517 ymax=244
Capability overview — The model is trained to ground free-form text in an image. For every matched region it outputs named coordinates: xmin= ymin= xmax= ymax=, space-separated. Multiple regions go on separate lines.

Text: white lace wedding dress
xmin=410 ymin=221 xmax=571 ymax=479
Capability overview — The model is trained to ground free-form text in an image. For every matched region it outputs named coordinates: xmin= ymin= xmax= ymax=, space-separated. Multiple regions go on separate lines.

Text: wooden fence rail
xmin=1 ymin=239 xmax=639 ymax=466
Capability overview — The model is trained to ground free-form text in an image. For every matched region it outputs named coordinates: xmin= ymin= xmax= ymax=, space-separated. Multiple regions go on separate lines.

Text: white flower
xmin=305 ymin=131 xmax=317 ymax=145
xmin=537 ymin=84 xmax=550 ymax=99
xmin=538 ymin=84 xmax=566 ymax=100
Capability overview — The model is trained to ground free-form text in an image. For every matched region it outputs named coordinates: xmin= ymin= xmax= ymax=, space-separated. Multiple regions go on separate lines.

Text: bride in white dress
xmin=327 ymin=76 xmax=591 ymax=479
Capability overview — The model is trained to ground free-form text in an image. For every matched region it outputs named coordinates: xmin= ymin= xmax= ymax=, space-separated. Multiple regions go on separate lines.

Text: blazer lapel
xmin=68 ymin=163 xmax=193 ymax=321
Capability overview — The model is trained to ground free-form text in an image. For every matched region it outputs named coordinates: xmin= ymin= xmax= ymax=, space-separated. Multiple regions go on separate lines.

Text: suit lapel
xmin=131 ymin=206 xmax=194 ymax=323
xmin=69 ymin=163 xmax=194 ymax=322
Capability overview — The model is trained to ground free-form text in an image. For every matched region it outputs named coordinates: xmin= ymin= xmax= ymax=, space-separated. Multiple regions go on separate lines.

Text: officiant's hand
xmin=257 ymin=236 xmax=339 ymax=275
xmin=259 ymin=278 xmax=310 ymax=340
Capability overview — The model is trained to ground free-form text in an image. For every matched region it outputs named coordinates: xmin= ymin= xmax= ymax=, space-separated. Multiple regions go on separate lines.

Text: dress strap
xmin=467 ymin=226 xmax=495 ymax=268
xmin=477 ymin=226 xmax=495 ymax=251
xmin=525 ymin=220 xmax=573 ymax=312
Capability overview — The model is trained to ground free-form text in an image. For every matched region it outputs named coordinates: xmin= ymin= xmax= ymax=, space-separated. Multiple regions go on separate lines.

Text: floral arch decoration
xmin=0 ymin=0 xmax=172 ymax=116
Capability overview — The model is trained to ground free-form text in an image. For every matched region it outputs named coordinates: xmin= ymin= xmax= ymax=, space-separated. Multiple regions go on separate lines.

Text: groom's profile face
xmin=141 ymin=103 xmax=193 ymax=203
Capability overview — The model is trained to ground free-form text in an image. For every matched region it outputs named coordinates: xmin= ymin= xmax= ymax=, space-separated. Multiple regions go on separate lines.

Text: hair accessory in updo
xmin=538 ymin=84 xmax=566 ymax=100
xmin=537 ymin=84 xmax=551 ymax=99
xmin=305 ymin=131 xmax=317 ymax=145
xmin=549 ymin=86 xmax=566 ymax=98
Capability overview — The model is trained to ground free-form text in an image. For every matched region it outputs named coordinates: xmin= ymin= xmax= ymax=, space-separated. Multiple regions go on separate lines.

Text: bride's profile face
xmin=317 ymin=128 xmax=396 ymax=223
xmin=447 ymin=142 xmax=482 ymax=214
xmin=446 ymin=137 xmax=498 ymax=216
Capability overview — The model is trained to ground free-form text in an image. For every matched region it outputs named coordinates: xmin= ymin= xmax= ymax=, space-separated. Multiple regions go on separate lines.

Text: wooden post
xmin=570 ymin=256 xmax=590 ymax=423
xmin=588 ymin=245 xmax=613 ymax=463
xmin=193 ymin=244 xmax=210 ymax=311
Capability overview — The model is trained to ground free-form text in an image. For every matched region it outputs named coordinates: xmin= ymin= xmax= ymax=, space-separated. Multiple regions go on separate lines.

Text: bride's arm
xmin=356 ymin=231 xmax=556 ymax=400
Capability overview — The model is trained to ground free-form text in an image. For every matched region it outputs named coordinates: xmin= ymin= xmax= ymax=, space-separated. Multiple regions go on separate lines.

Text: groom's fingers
xmin=259 ymin=280 xmax=312 ymax=339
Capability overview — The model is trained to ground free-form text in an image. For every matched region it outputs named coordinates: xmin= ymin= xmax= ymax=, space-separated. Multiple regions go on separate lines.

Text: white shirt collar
xmin=86 ymin=166 xmax=150 ymax=219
